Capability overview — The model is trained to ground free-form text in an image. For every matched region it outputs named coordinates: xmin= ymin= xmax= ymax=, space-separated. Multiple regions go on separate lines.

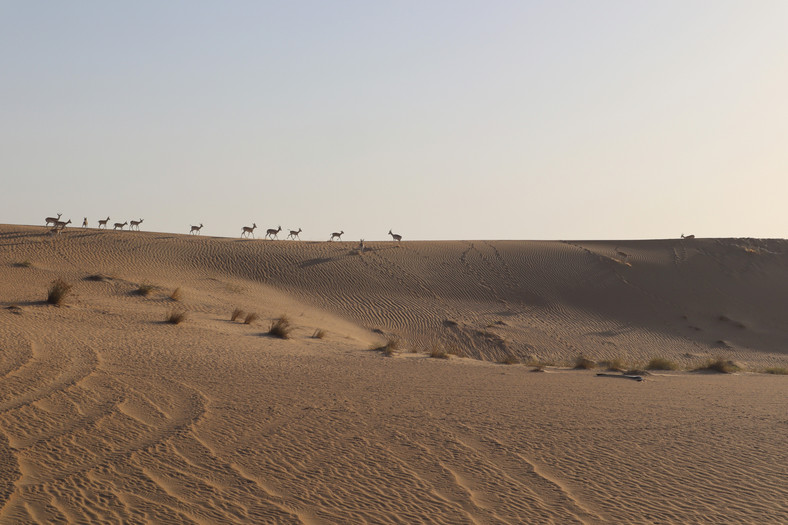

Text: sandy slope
xmin=0 ymin=224 xmax=786 ymax=523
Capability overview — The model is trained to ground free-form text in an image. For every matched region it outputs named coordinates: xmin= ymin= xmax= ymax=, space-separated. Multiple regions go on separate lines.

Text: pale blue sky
xmin=2 ymin=1 xmax=787 ymax=240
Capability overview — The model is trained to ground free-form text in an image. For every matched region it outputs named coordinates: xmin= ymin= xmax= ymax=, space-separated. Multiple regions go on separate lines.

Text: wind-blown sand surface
xmin=0 ymin=224 xmax=786 ymax=523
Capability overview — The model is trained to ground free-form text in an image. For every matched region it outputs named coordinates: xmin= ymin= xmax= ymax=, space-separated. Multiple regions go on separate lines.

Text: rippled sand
xmin=0 ymin=225 xmax=786 ymax=523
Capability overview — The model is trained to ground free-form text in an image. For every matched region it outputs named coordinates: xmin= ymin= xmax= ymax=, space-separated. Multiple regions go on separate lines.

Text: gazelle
xmin=681 ymin=233 xmax=695 ymax=240
xmin=265 ymin=225 xmax=282 ymax=240
xmin=113 ymin=221 xmax=128 ymax=230
xmin=388 ymin=229 xmax=402 ymax=242
xmin=241 ymin=223 xmax=257 ymax=238
xmin=45 ymin=213 xmax=62 ymax=227
xmin=82 ymin=217 xmax=88 ymax=228
xmin=130 ymin=218 xmax=144 ymax=231
xmin=287 ymin=228 xmax=302 ymax=240
xmin=329 ymin=230 xmax=344 ymax=241
xmin=98 ymin=216 xmax=110 ymax=229
xmin=52 ymin=219 xmax=72 ymax=233
xmin=190 ymin=223 xmax=204 ymax=235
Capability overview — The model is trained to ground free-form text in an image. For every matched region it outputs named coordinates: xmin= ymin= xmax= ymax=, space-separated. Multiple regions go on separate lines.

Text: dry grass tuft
xmin=379 ymin=338 xmax=401 ymax=356
xmin=268 ymin=315 xmax=292 ymax=339
xmin=500 ymin=355 xmax=520 ymax=365
xmin=574 ymin=355 xmax=596 ymax=369
xmin=170 ymin=287 xmax=183 ymax=301
xmin=312 ymin=329 xmax=326 ymax=339
xmin=166 ymin=310 xmax=187 ymax=324
xmin=694 ymin=358 xmax=740 ymax=374
xmin=231 ymin=308 xmax=244 ymax=322
xmin=47 ymin=278 xmax=72 ymax=306
xmin=764 ymin=367 xmax=788 ymax=375
xmin=647 ymin=357 xmax=679 ymax=371
xmin=600 ymin=357 xmax=625 ymax=372
xmin=427 ymin=343 xmax=449 ymax=359
xmin=137 ymin=284 xmax=156 ymax=297
xmin=244 ymin=312 xmax=258 ymax=325
xmin=15 ymin=260 xmax=33 ymax=268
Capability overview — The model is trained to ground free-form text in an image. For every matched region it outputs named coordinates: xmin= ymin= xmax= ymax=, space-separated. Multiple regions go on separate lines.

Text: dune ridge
xmin=0 ymin=224 xmax=786 ymax=523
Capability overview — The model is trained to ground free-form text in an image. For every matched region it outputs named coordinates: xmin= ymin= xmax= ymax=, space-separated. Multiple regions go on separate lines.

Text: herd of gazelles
xmin=43 ymin=214 xmax=404 ymax=244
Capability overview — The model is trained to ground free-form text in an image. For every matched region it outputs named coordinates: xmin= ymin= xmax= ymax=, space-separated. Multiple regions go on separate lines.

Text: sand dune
xmin=0 ymin=224 xmax=786 ymax=523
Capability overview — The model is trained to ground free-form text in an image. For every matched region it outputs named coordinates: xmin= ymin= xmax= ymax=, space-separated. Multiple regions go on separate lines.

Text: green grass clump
xmin=244 ymin=312 xmax=258 ymax=325
xmin=574 ymin=355 xmax=596 ymax=369
xmin=47 ymin=278 xmax=72 ymax=306
xmin=231 ymin=308 xmax=244 ymax=322
xmin=166 ymin=310 xmax=187 ymax=324
xmin=646 ymin=357 xmax=679 ymax=371
xmin=764 ymin=367 xmax=788 ymax=375
xmin=268 ymin=315 xmax=292 ymax=339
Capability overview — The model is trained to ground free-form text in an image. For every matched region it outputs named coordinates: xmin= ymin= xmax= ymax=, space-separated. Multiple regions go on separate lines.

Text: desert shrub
xmin=646 ymin=357 xmax=679 ymax=371
xmin=500 ymin=355 xmax=520 ymax=365
xmin=269 ymin=315 xmax=292 ymax=339
xmin=47 ymin=278 xmax=72 ymax=306
xmin=694 ymin=358 xmax=740 ymax=374
xmin=137 ymin=284 xmax=156 ymax=297
xmin=427 ymin=343 xmax=449 ymax=359
xmin=244 ymin=312 xmax=258 ymax=325
xmin=574 ymin=355 xmax=596 ymax=369
xmin=312 ymin=329 xmax=326 ymax=339
xmin=600 ymin=357 xmax=625 ymax=371
xmin=231 ymin=308 xmax=244 ymax=322
xmin=166 ymin=310 xmax=187 ymax=324
xmin=764 ymin=367 xmax=788 ymax=375
xmin=15 ymin=260 xmax=33 ymax=268
xmin=170 ymin=287 xmax=183 ymax=301
xmin=374 ymin=337 xmax=401 ymax=356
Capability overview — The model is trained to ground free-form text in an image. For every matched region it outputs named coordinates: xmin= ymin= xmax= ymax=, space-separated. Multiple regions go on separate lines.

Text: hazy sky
xmin=2 ymin=1 xmax=787 ymax=240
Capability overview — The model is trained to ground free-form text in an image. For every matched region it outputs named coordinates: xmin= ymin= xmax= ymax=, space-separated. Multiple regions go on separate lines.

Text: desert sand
xmin=0 ymin=224 xmax=786 ymax=523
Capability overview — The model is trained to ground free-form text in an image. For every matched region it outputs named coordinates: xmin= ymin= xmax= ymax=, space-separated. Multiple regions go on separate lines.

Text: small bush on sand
xmin=166 ymin=310 xmax=187 ymax=324
xmin=647 ymin=357 xmax=679 ymax=371
xmin=574 ymin=355 xmax=596 ymax=369
xmin=764 ymin=367 xmax=788 ymax=375
xmin=269 ymin=315 xmax=292 ymax=339
xmin=375 ymin=338 xmax=401 ymax=356
xmin=137 ymin=284 xmax=156 ymax=297
xmin=231 ymin=308 xmax=244 ymax=322
xmin=600 ymin=357 xmax=625 ymax=372
xmin=500 ymin=355 xmax=520 ymax=365
xmin=170 ymin=287 xmax=183 ymax=301
xmin=244 ymin=312 xmax=258 ymax=325
xmin=427 ymin=343 xmax=449 ymax=359
xmin=47 ymin=278 xmax=72 ymax=306
xmin=15 ymin=260 xmax=33 ymax=268
xmin=694 ymin=358 xmax=740 ymax=374
xmin=312 ymin=329 xmax=326 ymax=339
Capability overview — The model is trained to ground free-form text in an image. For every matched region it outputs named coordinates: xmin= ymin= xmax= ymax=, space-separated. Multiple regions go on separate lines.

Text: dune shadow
xmin=299 ymin=257 xmax=334 ymax=269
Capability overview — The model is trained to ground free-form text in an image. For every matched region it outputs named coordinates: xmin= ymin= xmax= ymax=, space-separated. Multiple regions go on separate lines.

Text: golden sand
xmin=0 ymin=225 xmax=785 ymax=523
